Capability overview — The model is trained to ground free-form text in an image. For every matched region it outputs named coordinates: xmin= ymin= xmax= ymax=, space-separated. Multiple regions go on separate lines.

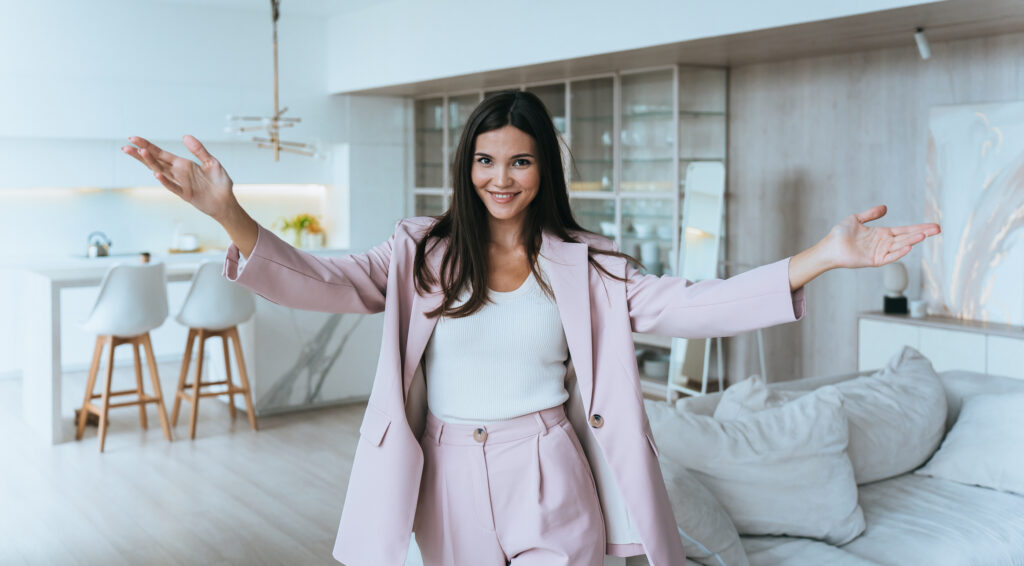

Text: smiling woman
xmin=122 ymin=87 xmax=940 ymax=566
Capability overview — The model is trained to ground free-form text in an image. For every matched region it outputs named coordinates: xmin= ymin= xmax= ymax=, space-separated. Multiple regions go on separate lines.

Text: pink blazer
xmin=223 ymin=216 xmax=805 ymax=566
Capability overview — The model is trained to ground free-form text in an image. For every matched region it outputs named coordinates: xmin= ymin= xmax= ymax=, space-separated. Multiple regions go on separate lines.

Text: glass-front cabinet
xmin=409 ymin=68 xmax=728 ymax=394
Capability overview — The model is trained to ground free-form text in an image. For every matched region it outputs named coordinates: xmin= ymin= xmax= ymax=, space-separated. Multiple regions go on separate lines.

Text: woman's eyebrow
xmin=473 ymin=152 xmax=535 ymax=158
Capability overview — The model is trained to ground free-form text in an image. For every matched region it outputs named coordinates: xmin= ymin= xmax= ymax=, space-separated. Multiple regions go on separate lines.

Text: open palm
xmin=826 ymin=205 xmax=941 ymax=269
xmin=122 ymin=135 xmax=236 ymax=220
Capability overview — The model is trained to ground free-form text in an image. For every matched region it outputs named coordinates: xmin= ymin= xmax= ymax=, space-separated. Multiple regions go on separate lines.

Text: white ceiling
xmin=148 ymin=0 xmax=388 ymax=17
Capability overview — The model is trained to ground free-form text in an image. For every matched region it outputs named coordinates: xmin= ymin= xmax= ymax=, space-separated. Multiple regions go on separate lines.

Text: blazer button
xmin=588 ymin=414 xmax=604 ymax=429
xmin=473 ymin=428 xmax=487 ymax=443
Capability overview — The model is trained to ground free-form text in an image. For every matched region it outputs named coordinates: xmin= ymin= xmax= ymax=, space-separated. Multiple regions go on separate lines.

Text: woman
xmin=124 ymin=91 xmax=939 ymax=566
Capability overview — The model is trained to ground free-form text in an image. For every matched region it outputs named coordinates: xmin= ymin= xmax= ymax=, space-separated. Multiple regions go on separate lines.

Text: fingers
xmin=127 ymin=136 xmax=178 ymax=167
xmin=154 ymin=172 xmax=185 ymax=198
xmin=881 ymin=245 xmax=912 ymax=265
xmin=854 ymin=205 xmax=887 ymax=224
xmin=890 ymin=223 xmax=941 ymax=236
xmin=183 ymin=135 xmax=216 ymax=167
xmin=891 ymin=232 xmax=926 ymax=249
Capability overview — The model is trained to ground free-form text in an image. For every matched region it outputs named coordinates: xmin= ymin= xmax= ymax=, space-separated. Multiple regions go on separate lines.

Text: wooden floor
xmin=0 ymin=362 xmax=367 ymax=566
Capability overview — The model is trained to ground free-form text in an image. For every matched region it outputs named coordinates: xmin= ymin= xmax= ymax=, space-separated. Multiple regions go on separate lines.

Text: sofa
xmin=637 ymin=347 xmax=1024 ymax=566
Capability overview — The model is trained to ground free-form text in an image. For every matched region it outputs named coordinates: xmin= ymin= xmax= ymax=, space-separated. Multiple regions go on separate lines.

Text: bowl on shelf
xmin=642 ymin=354 xmax=671 ymax=379
xmin=600 ymin=221 xmax=619 ymax=237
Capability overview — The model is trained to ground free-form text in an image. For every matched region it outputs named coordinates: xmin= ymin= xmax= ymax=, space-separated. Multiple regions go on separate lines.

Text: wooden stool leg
xmin=229 ymin=327 xmax=258 ymax=431
xmin=142 ymin=333 xmax=172 ymax=442
xmin=189 ymin=330 xmax=206 ymax=440
xmin=172 ymin=329 xmax=196 ymax=427
xmin=221 ymin=333 xmax=237 ymax=421
xmin=132 ymin=342 xmax=148 ymax=430
xmin=76 ymin=336 xmax=105 ymax=441
xmin=97 ymin=338 xmax=117 ymax=453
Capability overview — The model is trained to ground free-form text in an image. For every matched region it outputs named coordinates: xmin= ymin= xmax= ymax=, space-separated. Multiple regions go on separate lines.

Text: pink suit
xmin=223 ymin=216 xmax=806 ymax=566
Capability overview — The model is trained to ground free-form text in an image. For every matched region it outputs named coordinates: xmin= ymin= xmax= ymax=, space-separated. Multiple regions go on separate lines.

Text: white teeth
xmin=491 ymin=192 xmax=516 ymax=202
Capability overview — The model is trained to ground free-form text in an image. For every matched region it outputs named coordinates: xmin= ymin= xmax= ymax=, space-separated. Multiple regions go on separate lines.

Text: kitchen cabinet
xmin=857 ymin=312 xmax=1024 ymax=378
xmin=409 ymin=65 xmax=729 ymax=400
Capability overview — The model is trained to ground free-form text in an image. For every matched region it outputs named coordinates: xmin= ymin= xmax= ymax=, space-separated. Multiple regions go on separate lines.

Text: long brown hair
xmin=414 ymin=90 xmax=640 ymax=318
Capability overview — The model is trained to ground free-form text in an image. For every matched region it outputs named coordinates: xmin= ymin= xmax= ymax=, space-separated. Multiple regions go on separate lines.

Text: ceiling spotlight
xmin=914 ymin=27 xmax=931 ymax=60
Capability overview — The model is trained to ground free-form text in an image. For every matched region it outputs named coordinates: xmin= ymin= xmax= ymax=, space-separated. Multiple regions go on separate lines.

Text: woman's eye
xmin=513 ymin=159 xmax=531 ymax=167
xmin=476 ymin=157 xmax=492 ymax=165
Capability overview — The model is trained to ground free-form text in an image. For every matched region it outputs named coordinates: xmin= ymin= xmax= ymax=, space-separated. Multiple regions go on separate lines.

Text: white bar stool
xmin=172 ymin=261 xmax=258 ymax=439
xmin=75 ymin=263 xmax=173 ymax=452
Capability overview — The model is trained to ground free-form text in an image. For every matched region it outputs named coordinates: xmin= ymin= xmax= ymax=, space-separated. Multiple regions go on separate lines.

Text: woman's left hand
xmin=823 ymin=204 xmax=941 ymax=269
xmin=788 ymin=205 xmax=941 ymax=291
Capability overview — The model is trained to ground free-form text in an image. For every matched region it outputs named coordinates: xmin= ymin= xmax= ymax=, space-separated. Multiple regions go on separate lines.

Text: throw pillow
xmin=648 ymin=387 xmax=865 ymax=545
xmin=714 ymin=346 xmax=947 ymax=484
xmin=644 ymin=400 xmax=750 ymax=566
xmin=915 ymin=392 xmax=1024 ymax=495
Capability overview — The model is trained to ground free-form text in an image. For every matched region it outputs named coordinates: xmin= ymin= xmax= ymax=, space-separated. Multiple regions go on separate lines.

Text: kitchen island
xmin=12 ymin=250 xmax=383 ymax=445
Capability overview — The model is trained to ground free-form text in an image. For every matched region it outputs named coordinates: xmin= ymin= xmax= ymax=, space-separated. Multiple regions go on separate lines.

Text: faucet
xmin=87 ymin=231 xmax=112 ymax=258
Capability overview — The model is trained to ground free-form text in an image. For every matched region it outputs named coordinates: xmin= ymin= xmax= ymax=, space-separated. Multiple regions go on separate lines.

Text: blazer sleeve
xmin=221 ymin=221 xmax=397 ymax=314
xmin=626 ymin=257 xmax=806 ymax=338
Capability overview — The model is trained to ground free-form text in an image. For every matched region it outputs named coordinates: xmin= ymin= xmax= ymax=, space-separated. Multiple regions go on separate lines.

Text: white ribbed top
xmin=423 ymin=261 xmax=569 ymax=424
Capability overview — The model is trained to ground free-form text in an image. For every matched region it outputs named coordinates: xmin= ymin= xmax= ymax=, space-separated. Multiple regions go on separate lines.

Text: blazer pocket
xmin=359 ymin=404 xmax=392 ymax=447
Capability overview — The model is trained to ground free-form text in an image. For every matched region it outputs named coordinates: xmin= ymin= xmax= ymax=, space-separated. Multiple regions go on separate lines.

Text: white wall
xmin=0 ymin=0 xmax=412 ymax=378
xmin=325 ymin=0 xmax=945 ymax=93
xmin=0 ymin=0 xmax=342 ymax=187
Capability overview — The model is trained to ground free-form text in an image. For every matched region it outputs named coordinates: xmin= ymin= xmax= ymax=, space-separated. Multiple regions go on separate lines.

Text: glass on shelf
xmin=569 ymin=196 xmax=616 ymax=237
xmin=621 ymin=197 xmax=675 ymax=275
xmin=526 ymin=83 xmax=567 ymax=134
xmin=621 ymin=69 xmax=675 ymax=193
xmin=570 ymin=77 xmax=614 ymax=192
xmin=415 ymin=194 xmax=446 ymax=217
xmin=415 ymin=98 xmax=444 ymax=187
xmin=447 ymin=94 xmax=482 ymax=174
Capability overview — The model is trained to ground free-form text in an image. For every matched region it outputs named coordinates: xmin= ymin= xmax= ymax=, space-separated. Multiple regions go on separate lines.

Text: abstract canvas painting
xmin=924 ymin=102 xmax=1024 ymax=326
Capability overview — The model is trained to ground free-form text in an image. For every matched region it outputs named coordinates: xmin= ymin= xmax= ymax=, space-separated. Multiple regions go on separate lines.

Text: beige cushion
xmin=916 ymin=392 xmax=1024 ymax=495
xmin=715 ymin=347 xmax=948 ymax=485
xmin=645 ymin=401 xmax=750 ymax=566
xmin=649 ymin=387 xmax=865 ymax=545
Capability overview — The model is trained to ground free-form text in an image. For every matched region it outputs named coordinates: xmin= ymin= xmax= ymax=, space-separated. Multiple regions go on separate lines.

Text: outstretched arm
xmin=788 ymin=205 xmax=941 ymax=291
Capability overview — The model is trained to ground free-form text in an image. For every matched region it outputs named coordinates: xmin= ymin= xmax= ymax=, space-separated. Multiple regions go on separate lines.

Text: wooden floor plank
xmin=0 ymin=361 xmax=364 ymax=565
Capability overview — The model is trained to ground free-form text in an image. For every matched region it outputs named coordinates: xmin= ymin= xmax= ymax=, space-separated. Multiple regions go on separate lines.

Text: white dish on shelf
xmin=633 ymin=222 xmax=653 ymax=238
xmin=657 ymin=224 xmax=674 ymax=239
xmin=643 ymin=355 xmax=670 ymax=379
xmin=600 ymin=221 xmax=618 ymax=237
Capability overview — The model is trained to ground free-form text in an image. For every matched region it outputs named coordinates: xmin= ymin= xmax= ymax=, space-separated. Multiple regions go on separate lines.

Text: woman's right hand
xmin=122 ymin=135 xmax=237 ymax=221
xmin=123 ymin=135 xmax=259 ymax=258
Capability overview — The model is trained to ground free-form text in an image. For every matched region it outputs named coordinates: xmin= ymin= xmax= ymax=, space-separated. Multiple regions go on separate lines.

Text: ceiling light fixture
xmin=226 ymin=0 xmax=318 ymax=160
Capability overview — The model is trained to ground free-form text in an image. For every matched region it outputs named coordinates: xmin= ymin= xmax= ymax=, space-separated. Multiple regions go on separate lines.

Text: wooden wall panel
xmin=725 ymin=31 xmax=1024 ymax=383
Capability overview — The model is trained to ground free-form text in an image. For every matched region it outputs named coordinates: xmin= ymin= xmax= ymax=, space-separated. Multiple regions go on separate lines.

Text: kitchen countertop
xmin=1 ymin=247 xmax=355 ymax=277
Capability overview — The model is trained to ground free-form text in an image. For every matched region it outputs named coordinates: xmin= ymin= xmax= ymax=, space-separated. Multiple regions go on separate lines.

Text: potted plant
xmin=275 ymin=213 xmax=325 ymax=249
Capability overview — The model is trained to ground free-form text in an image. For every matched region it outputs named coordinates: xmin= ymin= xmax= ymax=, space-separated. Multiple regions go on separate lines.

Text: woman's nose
xmin=494 ymin=166 xmax=512 ymax=188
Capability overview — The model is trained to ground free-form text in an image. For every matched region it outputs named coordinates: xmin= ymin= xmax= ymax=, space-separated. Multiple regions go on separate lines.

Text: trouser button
xmin=473 ymin=428 xmax=487 ymax=442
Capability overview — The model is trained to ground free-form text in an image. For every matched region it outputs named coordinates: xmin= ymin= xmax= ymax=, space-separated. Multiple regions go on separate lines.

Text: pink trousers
xmin=413 ymin=405 xmax=607 ymax=566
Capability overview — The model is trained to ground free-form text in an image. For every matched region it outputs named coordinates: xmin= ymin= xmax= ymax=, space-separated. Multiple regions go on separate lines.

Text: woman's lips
xmin=489 ymin=191 xmax=519 ymax=204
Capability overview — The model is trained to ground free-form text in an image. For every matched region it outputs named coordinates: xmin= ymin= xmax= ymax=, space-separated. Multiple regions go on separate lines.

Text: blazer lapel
xmin=402 ymin=240 xmax=445 ymax=402
xmin=541 ymin=231 xmax=595 ymax=416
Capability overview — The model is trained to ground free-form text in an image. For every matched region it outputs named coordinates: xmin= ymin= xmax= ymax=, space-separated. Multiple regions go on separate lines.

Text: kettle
xmin=87 ymin=231 xmax=112 ymax=258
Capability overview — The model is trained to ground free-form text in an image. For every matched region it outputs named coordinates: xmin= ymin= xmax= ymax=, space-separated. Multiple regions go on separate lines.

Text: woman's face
xmin=471 ymin=125 xmax=541 ymax=229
